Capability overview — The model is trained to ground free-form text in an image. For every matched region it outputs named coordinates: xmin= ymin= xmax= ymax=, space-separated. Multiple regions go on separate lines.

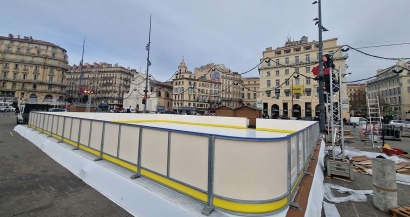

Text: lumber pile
xmin=351 ymin=155 xmax=410 ymax=175
xmin=390 ymin=205 xmax=410 ymax=217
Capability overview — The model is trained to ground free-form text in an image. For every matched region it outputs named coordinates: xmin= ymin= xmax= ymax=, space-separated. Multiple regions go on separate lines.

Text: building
xmin=123 ymin=73 xmax=173 ymax=112
xmin=366 ymin=61 xmax=410 ymax=119
xmin=172 ymin=59 xmax=243 ymax=114
xmin=172 ymin=59 xmax=221 ymax=114
xmin=66 ymin=62 xmax=135 ymax=110
xmin=0 ymin=34 xmax=69 ymax=103
xmin=259 ymin=36 xmax=349 ymax=119
xmin=347 ymin=83 xmax=366 ymax=101
xmin=242 ymin=77 xmax=260 ymax=107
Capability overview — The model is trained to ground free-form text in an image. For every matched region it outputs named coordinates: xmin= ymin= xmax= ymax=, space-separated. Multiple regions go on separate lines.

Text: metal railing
xmin=28 ymin=112 xmax=319 ymax=216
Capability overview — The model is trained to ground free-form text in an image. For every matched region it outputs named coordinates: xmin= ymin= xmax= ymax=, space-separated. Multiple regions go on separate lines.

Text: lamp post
xmin=313 ymin=0 xmax=329 ymax=132
xmin=143 ymin=15 xmax=152 ymax=114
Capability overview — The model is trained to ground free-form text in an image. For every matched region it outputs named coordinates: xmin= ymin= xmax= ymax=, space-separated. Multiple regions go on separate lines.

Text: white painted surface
xmin=129 ymin=122 xmax=288 ymax=139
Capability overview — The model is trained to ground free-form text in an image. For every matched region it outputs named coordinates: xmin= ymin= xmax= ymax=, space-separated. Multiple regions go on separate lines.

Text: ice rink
xmin=128 ymin=122 xmax=289 ymax=139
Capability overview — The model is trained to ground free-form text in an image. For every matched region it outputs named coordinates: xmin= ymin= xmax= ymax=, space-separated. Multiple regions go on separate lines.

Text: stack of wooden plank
xmin=351 ymin=155 xmax=410 ymax=175
xmin=390 ymin=205 xmax=410 ymax=217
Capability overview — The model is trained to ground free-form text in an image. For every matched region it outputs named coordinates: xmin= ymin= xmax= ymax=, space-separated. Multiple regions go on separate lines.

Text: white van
xmin=350 ymin=117 xmax=367 ymax=126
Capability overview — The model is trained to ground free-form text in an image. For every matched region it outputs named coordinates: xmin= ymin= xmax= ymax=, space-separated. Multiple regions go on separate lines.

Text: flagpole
xmin=143 ymin=15 xmax=152 ymax=113
xmin=77 ymin=38 xmax=85 ymax=104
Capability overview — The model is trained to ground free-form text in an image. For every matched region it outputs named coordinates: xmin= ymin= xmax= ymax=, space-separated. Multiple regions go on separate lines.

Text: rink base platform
xmin=22 ymin=112 xmax=321 ymax=216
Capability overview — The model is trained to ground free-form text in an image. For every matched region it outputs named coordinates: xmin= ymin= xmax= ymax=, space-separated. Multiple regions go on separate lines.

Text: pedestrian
xmin=15 ymin=107 xmax=20 ymax=115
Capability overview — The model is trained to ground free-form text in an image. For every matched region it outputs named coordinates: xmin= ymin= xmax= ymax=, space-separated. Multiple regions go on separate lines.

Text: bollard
xmin=372 ymin=158 xmax=397 ymax=212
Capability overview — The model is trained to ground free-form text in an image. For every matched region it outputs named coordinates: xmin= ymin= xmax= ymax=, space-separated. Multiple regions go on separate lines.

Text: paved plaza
xmin=0 ymin=115 xmax=132 ymax=217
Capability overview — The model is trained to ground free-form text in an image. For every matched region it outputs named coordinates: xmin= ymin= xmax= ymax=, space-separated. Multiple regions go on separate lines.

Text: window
xmin=306 ymin=67 xmax=310 ymax=73
xmin=48 ymin=85 xmax=52 ymax=91
xmin=316 ymin=53 xmax=319 ymax=60
xmin=306 ymin=77 xmax=311 ymax=84
xmin=12 ymin=83 xmax=16 ymax=89
xmin=295 ymin=78 xmax=300 ymax=85
xmin=253 ymin=93 xmax=256 ymax=99
xmin=266 ymin=91 xmax=271 ymax=97
xmin=34 ymin=75 xmax=38 ymax=81
xmin=305 ymin=54 xmax=310 ymax=62
xmin=34 ymin=66 xmax=39 ymax=72
xmin=1 ymin=82 xmax=5 ymax=87
xmin=3 ymin=72 xmax=8 ymax=78
xmin=408 ymin=87 xmax=410 ymax=93
xmin=399 ymin=96 xmax=401 ymax=103
xmin=267 ymin=71 xmax=271 ymax=77
xmin=285 ymin=69 xmax=289 ymax=75
xmin=52 ymin=53 xmax=56 ymax=58
xmin=285 ymin=91 xmax=290 ymax=97
xmin=37 ymin=51 xmax=41 ymax=55
xmin=275 ymin=59 xmax=279 ymax=66
xmin=285 ymin=58 xmax=289 ymax=64
xmin=23 ymin=74 xmax=27 ymax=80
xmin=295 ymin=56 xmax=299 ymax=64
xmin=3 ymin=63 xmax=9 ymax=69
xmin=49 ymin=77 xmax=53 ymax=83
xmin=17 ymin=48 xmax=21 ymax=53
xmin=247 ymin=93 xmax=250 ymax=99
xmin=285 ymin=79 xmax=289 ymax=86
xmin=329 ymin=51 xmax=333 ymax=56
xmin=13 ymin=73 xmax=17 ymax=79
xmin=267 ymin=80 xmax=271 ymax=87
xmin=33 ymin=84 xmax=37 ymax=90
xmin=295 ymin=68 xmax=299 ymax=73
xmin=23 ymin=65 xmax=28 ymax=71
xmin=306 ymin=91 xmax=311 ymax=96
xmin=7 ymin=47 xmax=11 ymax=51
xmin=276 ymin=70 xmax=280 ymax=77
xmin=267 ymin=61 xmax=271 ymax=67
xmin=276 ymin=79 xmax=280 ymax=86
xmin=14 ymin=64 xmax=18 ymax=70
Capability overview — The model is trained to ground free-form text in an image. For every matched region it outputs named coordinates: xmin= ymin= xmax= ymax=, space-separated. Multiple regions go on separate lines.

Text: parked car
xmin=0 ymin=106 xmax=7 ymax=112
xmin=7 ymin=106 xmax=15 ymax=112
xmin=389 ymin=120 xmax=410 ymax=129
xmin=301 ymin=116 xmax=314 ymax=121
xmin=49 ymin=108 xmax=68 ymax=112
xmin=350 ymin=117 xmax=368 ymax=126
xmin=279 ymin=115 xmax=290 ymax=120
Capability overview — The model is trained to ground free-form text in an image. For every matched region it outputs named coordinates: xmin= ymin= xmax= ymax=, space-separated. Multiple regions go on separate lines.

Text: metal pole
xmin=143 ymin=15 xmax=152 ymax=114
xmin=77 ymin=38 xmax=85 ymax=104
xmin=317 ymin=0 xmax=326 ymax=132
xmin=339 ymin=69 xmax=345 ymax=160
xmin=330 ymin=69 xmax=335 ymax=160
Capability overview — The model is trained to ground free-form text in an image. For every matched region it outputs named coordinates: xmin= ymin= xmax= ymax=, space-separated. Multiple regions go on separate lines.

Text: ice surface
xmin=128 ymin=122 xmax=289 ymax=139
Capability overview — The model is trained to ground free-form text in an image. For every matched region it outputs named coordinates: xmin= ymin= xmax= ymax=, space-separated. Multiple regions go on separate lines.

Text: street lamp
xmin=342 ymin=73 xmax=352 ymax=77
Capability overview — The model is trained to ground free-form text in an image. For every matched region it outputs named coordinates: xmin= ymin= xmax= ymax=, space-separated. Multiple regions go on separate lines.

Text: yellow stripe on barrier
xmin=213 ymin=196 xmax=288 ymax=214
xmin=140 ymin=168 xmax=208 ymax=202
xmin=114 ymin=120 xmax=247 ymax=129
xmin=256 ymin=128 xmax=296 ymax=134
xmin=102 ymin=154 xmax=137 ymax=172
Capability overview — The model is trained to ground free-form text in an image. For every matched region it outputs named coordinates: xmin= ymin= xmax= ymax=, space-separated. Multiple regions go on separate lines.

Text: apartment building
xmin=366 ymin=61 xmax=410 ymax=119
xmin=0 ymin=34 xmax=69 ymax=103
xmin=66 ymin=62 xmax=135 ymax=109
xmin=242 ymin=77 xmax=260 ymax=107
xmin=172 ymin=59 xmax=222 ymax=113
xmin=259 ymin=36 xmax=349 ymax=118
xmin=347 ymin=83 xmax=366 ymax=101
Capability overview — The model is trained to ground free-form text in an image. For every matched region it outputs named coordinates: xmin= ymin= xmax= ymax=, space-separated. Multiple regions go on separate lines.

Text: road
xmin=0 ymin=114 xmax=132 ymax=217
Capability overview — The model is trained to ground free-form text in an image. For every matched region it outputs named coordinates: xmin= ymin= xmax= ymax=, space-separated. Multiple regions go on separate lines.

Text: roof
xmin=235 ymin=105 xmax=262 ymax=111
xmin=0 ymin=35 xmax=67 ymax=52
xmin=72 ymin=103 xmax=97 ymax=108
xmin=216 ymin=105 xmax=237 ymax=110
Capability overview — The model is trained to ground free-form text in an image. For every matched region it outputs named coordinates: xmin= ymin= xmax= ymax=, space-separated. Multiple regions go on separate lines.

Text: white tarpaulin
xmin=323 ymin=183 xmax=373 ymax=203
xmin=326 ymin=146 xmax=409 ymax=164
xmin=323 ymin=201 xmax=341 ymax=217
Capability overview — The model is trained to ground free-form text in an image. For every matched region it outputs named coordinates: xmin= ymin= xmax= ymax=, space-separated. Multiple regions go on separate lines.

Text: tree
xmin=350 ymin=87 xmax=367 ymax=112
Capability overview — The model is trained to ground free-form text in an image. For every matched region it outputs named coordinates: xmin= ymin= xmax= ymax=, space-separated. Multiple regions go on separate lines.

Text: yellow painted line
xmin=213 ymin=196 xmax=288 ymax=214
xmin=102 ymin=154 xmax=137 ymax=172
xmin=256 ymin=128 xmax=295 ymax=134
xmin=79 ymin=145 xmax=100 ymax=156
xmin=141 ymin=168 xmax=208 ymax=203
xmin=114 ymin=119 xmax=248 ymax=129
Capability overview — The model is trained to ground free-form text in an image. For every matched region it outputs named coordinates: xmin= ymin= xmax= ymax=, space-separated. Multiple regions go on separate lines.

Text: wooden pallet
xmin=390 ymin=206 xmax=410 ymax=217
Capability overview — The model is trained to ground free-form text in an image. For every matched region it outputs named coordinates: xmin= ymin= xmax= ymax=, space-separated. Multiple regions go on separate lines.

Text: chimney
xmin=29 ymin=36 xmax=33 ymax=42
xmin=8 ymin=33 xmax=14 ymax=39
xmin=17 ymin=35 xmax=20 ymax=39
xmin=266 ymin=47 xmax=272 ymax=52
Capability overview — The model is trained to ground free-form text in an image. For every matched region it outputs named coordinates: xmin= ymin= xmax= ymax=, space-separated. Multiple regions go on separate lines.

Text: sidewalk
xmin=323 ymin=125 xmax=410 ymax=217
xmin=0 ymin=115 xmax=132 ymax=217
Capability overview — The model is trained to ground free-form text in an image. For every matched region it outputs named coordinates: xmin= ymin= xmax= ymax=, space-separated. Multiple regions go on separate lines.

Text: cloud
xmin=2 ymin=0 xmax=409 ymax=82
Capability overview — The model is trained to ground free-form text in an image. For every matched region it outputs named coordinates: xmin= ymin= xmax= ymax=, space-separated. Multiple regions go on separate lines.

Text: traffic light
xmin=323 ymin=73 xmax=339 ymax=93
xmin=83 ymin=95 xmax=88 ymax=102
xmin=142 ymin=98 xmax=146 ymax=104
xmin=322 ymin=54 xmax=334 ymax=69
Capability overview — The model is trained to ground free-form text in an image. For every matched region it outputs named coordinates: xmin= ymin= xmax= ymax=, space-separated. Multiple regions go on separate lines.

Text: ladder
xmin=365 ymin=95 xmax=383 ymax=147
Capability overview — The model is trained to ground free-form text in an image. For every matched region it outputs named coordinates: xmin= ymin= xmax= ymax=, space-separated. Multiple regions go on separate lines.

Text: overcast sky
xmin=2 ymin=0 xmax=410 ymax=82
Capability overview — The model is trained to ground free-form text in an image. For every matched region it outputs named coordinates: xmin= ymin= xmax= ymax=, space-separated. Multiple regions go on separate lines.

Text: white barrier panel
xmin=70 ymin=119 xmax=81 ymax=142
xmin=103 ymin=123 xmax=120 ymax=157
xmin=118 ymin=125 xmax=140 ymax=165
xmin=169 ymin=132 xmax=209 ymax=191
xmin=298 ymin=133 xmax=304 ymax=171
xmin=141 ymin=128 xmax=168 ymax=176
xmin=63 ymin=117 xmax=72 ymax=140
xmin=290 ymin=135 xmax=297 ymax=184
xmin=90 ymin=121 xmax=104 ymax=151
xmin=80 ymin=120 xmax=91 ymax=146
xmin=52 ymin=116 xmax=58 ymax=134
xmin=47 ymin=115 xmax=53 ymax=132
xmin=57 ymin=116 xmax=64 ymax=136
xmin=213 ymin=138 xmax=288 ymax=201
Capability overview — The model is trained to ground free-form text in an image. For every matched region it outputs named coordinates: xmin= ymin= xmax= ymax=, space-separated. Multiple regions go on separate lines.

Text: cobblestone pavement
xmin=0 ymin=114 xmax=132 ymax=217
xmin=323 ymin=125 xmax=410 ymax=217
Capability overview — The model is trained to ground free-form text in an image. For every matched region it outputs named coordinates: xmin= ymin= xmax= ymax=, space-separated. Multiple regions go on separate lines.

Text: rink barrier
xmin=27 ymin=112 xmax=319 ymax=216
